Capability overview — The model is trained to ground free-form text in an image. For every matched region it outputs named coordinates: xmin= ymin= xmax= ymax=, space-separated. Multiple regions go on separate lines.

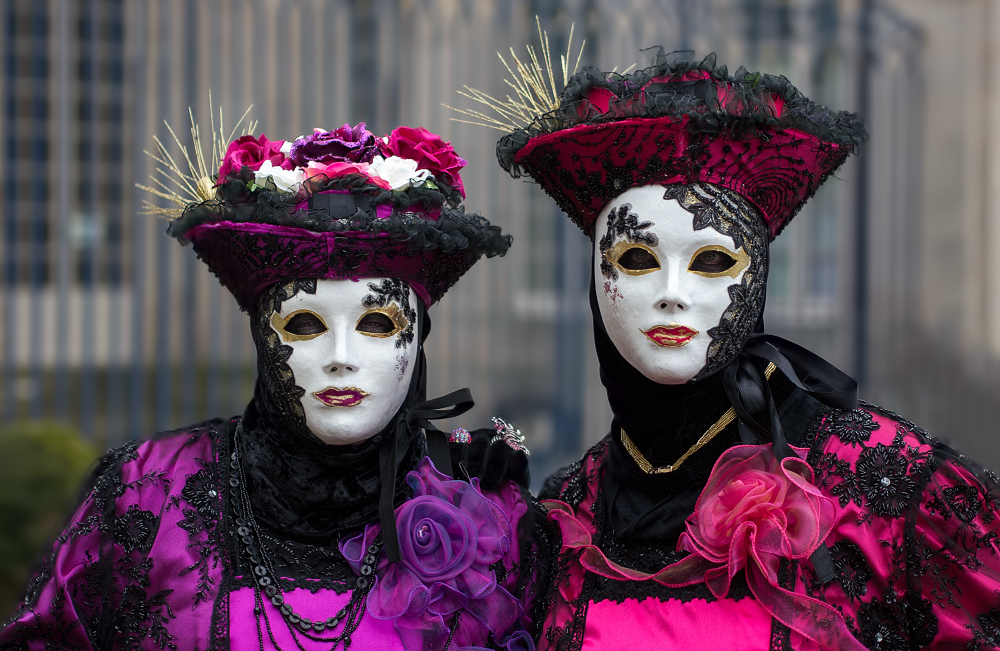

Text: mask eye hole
xmin=270 ymin=309 xmax=328 ymax=342
xmin=687 ymin=245 xmax=749 ymax=278
xmin=617 ymin=246 xmax=661 ymax=271
xmin=356 ymin=312 xmax=396 ymax=335
xmin=355 ymin=307 xmax=405 ymax=338
xmin=608 ymin=241 xmax=661 ymax=276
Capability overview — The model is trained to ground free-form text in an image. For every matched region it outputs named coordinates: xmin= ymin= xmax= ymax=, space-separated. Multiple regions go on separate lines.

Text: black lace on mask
xmin=660 ymin=184 xmax=770 ymax=381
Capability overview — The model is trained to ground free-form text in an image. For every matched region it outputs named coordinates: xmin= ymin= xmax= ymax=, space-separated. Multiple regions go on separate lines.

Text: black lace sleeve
xmin=0 ymin=439 xmax=142 ymax=650
xmin=802 ymin=403 xmax=1000 ymax=650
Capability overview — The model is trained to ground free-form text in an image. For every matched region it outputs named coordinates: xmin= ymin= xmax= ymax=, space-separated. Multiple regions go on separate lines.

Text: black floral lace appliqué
xmin=855 ymin=444 xmax=918 ymax=517
xmin=597 ymin=202 xmax=656 ymax=281
xmin=828 ymin=540 xmax=872 ymax=600
xmin=114 ymin=504 xmax=159 ymax=554
xmin=968 ymin=606 xmax=1000 ymax=649
xmin=362 ymin=278 xmax=417 ymax=349
xmin=829 ymin=409 xmax=879 ymax=446
xmin=167 ymin=460 xmax=222 ymax=607
xmin=662 ymin=184 xmax=769 ymax=380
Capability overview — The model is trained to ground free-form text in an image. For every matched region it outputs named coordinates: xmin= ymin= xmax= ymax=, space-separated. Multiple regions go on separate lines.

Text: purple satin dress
xmin=0 ymin=419 xmax=539 ymax=651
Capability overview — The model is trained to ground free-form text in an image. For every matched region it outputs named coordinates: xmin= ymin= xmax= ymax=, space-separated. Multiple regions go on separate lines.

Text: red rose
xmin=216 ymin=134 xmax=292 ymax=184
xmin=379 ymin=127 xmax=468 ymax=198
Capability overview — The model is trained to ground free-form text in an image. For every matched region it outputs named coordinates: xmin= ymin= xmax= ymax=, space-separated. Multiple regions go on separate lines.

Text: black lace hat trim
xmin=497 ymin=51 xmax=867 ymax=178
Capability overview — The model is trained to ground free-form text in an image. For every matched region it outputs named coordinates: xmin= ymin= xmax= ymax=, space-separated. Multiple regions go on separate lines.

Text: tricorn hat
xmin=459 ymin=44 xmax=865 ymax=239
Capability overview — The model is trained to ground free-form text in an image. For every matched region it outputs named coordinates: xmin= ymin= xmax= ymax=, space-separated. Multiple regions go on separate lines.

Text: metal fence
xmin=5 ymin=0 xmax=988 ymax=485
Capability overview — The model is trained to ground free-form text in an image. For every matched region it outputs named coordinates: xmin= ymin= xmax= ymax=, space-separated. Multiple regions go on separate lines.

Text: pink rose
xmin=303 ymin=161 xmax=392 ymax=190
xmin=679 ymin=446 xmax=835 ymax=599
xmin=216 ymin=134 xmax=291 ymax=184
xmin=379 ymin=126 xmax=468 ymax=198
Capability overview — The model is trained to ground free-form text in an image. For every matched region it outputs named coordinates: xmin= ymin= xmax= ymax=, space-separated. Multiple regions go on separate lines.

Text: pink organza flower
xmin=378 ymin=127 xmax=468 ymax=198
xmin=216 ymin=134 xmax=291 ymax=183
xmin=678 ymin=445 xmax=835 ymax=599
xmin=545 ymin=444 xmax=865 ymax=651
xmin=303 ymin=161 xmax=392 ymax=190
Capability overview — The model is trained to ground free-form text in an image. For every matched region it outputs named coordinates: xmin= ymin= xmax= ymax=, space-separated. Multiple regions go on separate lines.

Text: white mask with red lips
xmin=268 ymin=277 xmax=419 ymax=445
xmin=594 ymin=185 xmax=757 ymax=385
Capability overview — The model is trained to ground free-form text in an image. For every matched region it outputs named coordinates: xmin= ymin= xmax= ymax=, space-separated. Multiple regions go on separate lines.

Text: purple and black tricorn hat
xmin=164 ymin=123 xmax=510 ymax=311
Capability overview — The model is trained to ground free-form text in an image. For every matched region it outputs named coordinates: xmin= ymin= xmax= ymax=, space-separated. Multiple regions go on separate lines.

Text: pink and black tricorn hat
xmin=487 ymin=51 xmax=866 ymax=239
xmin=143 ymin=121 xmax=510 ymax=311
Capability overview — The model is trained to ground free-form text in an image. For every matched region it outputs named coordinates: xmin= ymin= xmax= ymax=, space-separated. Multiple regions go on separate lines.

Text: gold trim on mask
xmin=608 ymin=240 xmax=661 ymax=276
xmin=270 ymin=309 xmax=329 ymax=342
xmin=356 ymin=303 xmax=409 ymax=339
xmin=687 ymin=244 xmax=750 ymax=279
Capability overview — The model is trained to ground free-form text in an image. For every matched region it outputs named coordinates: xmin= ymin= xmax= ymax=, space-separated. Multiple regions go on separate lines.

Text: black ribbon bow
xmin=721 ymin=333 xmax=858 ymax=584
xmin=378 ymin=388 xmax=475 ymax=563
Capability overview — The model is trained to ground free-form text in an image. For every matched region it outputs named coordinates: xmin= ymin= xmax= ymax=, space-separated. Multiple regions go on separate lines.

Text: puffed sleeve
xmin=906 ymin=442 xmax=1000 ymax=648
xmin=0 ymin=447 xmax=125 ymax=650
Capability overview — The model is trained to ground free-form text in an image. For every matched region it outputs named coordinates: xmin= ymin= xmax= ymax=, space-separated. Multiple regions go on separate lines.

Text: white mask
xmin=267 ymin=277 xmax=419 ymax=445
xmin=593 ymin=184 xmax=767 ymax=384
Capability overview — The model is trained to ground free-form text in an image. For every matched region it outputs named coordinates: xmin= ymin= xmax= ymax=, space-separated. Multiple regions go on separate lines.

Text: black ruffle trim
xmin=167 ymin=170 xmax=511 ymax=260
xmin=498 ymin=51 xmax=868 ymax=178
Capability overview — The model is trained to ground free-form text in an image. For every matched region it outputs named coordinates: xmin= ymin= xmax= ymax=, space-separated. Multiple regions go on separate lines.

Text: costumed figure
xmin=458 ymin=34 xmax=1000 ymax=651
xmin=0 ymin=116 xmax=550 ymax=651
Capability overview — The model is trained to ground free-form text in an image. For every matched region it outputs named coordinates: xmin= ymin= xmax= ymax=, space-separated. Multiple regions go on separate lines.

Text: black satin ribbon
xmin=721 ymin=333 xmax=857 ymax=584
xmin=379 ymin=388 xmax=475 ymax=563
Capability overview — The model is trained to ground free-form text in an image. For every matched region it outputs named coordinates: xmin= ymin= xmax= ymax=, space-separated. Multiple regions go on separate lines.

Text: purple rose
xmin=398 ymin=495 xmax=478 ymax=582
xmin=288 ymin=123 xmax=379 ymax=167
xmin=340 ymin=458 xmax=523 ymax=651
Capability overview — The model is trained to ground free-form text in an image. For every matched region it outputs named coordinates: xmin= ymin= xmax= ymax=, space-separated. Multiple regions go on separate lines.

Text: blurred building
xmin=0 ymin=0 xmax=997 ymax=484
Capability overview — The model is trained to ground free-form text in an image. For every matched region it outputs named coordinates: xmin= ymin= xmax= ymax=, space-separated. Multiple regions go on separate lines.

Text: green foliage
xmin=0 ymin=421 xmax=98 ymax=618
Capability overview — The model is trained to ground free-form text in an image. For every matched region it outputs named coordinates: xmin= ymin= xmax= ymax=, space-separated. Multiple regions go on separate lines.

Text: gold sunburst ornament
xmin=136 ymin=93 xmax=255 ymax=219
xmin=445 ymin=17 xmax=586 ymax=132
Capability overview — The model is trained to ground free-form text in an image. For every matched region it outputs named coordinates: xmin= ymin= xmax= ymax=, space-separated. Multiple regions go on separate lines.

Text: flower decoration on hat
xmin=453 ymin=24 xmax=867 ymax=239
xmin=137 ymin=105 xmax=509 ymax=311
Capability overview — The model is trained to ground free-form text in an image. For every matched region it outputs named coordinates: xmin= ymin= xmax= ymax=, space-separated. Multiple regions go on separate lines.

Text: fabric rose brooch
xmin=547 ymin=444 xmax=866 ymax=651
xmin=215 ymin=122 xmax=467 ymax=204
xmin=340 ymin=458 xmax=530 ymax=651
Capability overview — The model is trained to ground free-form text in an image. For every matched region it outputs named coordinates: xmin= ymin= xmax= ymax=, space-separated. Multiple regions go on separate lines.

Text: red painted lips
xmin=312 ymin=387 xmax=370 ymax=407
xmin=642 ymin=324 xmax=698 ymax=347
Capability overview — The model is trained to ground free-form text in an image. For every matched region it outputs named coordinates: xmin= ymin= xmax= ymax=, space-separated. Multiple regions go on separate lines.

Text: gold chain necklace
xmin=621 ymin=362 xmax=776 ymax=474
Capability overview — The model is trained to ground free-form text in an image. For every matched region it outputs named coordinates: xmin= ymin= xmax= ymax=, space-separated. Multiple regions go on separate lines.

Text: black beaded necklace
xmin=231 ymin=424 xmax=382 ymax=650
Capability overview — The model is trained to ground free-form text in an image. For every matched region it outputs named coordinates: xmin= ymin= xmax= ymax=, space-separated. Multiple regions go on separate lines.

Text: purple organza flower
xmin=340 ymin=457 xmax=524 ymax=651
xmin=288 ymin=123 xmax=379 ymax=167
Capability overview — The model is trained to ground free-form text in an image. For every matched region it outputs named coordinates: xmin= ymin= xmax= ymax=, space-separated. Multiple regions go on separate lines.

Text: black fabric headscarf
xmin=595 ymin=184 xmax=857 ymax=560
xmin=240 ymin=279 xmax=469 ymax=556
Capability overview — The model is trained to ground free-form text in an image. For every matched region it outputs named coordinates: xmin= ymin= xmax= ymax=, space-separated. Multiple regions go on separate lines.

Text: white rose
xmin=254 ymin=160 xmax=306 ymax=194
xmin=367 ymin=155 xmax=432 ymax=191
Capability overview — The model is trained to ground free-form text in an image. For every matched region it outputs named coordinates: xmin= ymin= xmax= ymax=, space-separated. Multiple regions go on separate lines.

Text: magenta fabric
xmin=582 ymin=595 xmax=777 ymax=651
xmin=513 ymin=117 xmax=850 ymax=239
xmin=186 ymin=220 xmax=444 ymax=308
xmin=0 ymin=423 xmax=535 ymax=651
xmin=228 ymin=586 xmax=405 ymax=651
xmin=538 ymin=406 xmax=1000 ymax=651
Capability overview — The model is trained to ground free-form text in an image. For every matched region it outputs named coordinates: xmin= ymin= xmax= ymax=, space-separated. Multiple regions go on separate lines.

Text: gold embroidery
xmin=621 ymin=362 xmax=776 ymax=474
